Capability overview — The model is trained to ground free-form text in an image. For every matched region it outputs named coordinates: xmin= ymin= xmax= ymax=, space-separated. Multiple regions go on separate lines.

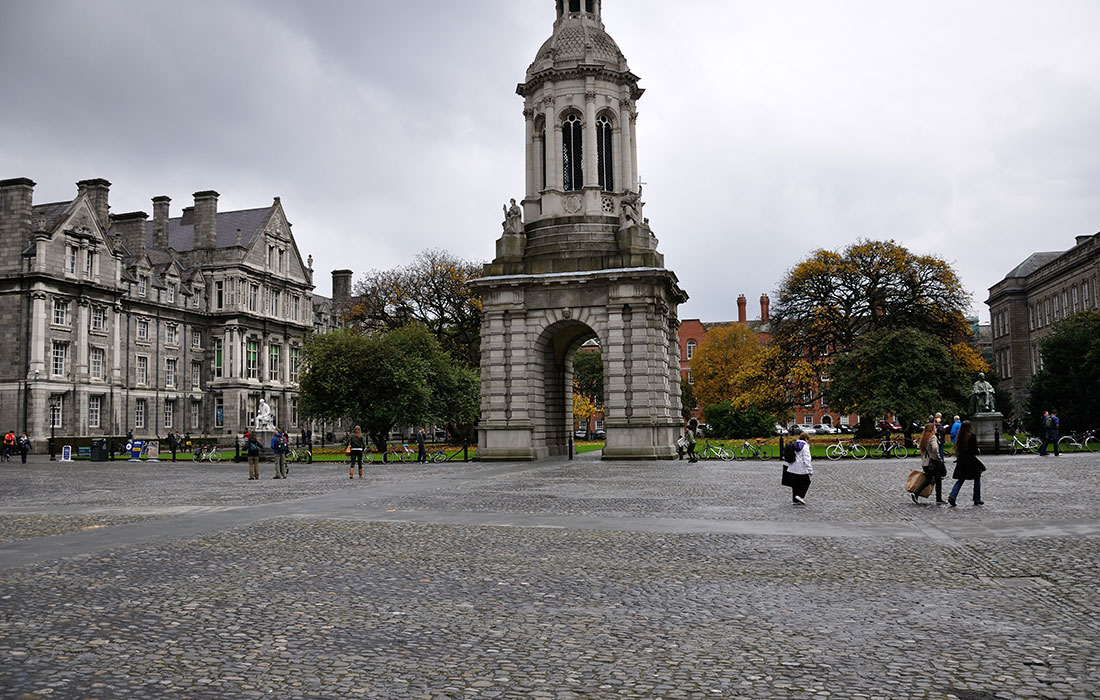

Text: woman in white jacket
xmin=787 ymin=431 xmax=814 ymax=505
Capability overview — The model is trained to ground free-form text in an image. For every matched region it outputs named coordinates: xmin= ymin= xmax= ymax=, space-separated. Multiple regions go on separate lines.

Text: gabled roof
xmin=151 ymin=206 xmax=273 ymax=251
xmin=30 ymin=202 xmax=72 ymax=232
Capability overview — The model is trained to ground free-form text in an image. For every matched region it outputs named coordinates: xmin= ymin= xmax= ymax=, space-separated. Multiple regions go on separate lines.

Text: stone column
xmin=75 ymin=298 xmax=90 ymax=378
xmin=619 ymin=99 xmax=634 ymax=191
xmin=629 ymin=110 xmax=639 ymax=191
xmin=112 ymin=303 xmax=123 ymax=382
xmin=551 ymin=98 xmax=564 ymax=192
xmin=524 ymin=108 xmax=536 ymax=200
xmin=584 ymin=91 xmax=598 ymax=189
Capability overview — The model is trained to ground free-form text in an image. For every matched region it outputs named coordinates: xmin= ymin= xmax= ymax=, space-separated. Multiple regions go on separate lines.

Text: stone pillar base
xmin=971 ymin=412 xmax=1003 ymax=450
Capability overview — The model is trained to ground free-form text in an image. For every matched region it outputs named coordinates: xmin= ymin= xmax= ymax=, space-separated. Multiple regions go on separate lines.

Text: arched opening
xmin=562 ymin=113 xmax=583 ymax=192
xmin=596 ymin=114 xmax=614 ymax=191
xmin=534 ymin=319 xmax=599 ymax=457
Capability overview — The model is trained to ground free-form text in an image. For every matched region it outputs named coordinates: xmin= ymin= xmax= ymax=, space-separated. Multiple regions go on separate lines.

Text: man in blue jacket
xmin=950 ymin=415 xmax=962 ymax=449
xmin=271 ymin=429 xmax=289 ymax=478
xmin=1039 ymin=410 xmax=1060 ymax=456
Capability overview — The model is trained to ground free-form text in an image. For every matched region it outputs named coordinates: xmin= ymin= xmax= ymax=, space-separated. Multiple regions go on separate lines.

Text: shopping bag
xmin=906 ymin=469 xmax=933 ymax=498
xmin=781 ymin=464 xmax=795 ymax=487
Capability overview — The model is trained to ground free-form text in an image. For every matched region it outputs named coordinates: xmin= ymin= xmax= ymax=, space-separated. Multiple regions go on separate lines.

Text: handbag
xmin=781 ymin=463 xmax=795 ymax=487
xmin=906 ymin=469 xmax=934 ymax=498
xmin=345 ymin=444 xmax=351 ymax=455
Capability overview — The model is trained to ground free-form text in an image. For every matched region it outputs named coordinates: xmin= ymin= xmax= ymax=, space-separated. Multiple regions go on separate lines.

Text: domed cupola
xmin=526 ymin=0 xmax=630 ymax=80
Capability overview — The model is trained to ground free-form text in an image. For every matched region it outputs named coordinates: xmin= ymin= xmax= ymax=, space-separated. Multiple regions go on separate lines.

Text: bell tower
xmin=471 ymin=1 xmax=688 ymax=461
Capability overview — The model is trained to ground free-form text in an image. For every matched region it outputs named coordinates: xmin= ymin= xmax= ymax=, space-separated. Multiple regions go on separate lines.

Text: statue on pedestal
xmin=969 ymin=372 xmax=996 ymax=414
xmin=619 ymin=187 xmax=644 ymax=230
xmin=502 ymin=198 xmax=524 ymax=234
xmin=255 ymin=399 xmax=275 ymax=431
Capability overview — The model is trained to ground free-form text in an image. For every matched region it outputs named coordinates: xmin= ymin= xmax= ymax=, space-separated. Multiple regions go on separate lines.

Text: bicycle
xmin=734 ymin=439 xmax=772 ymax=461
xmin=869 ymin=435 xmax=907 ymax=459
xmin=426 ymin=446 xmax=465 ymax=463
xmin=288 ymin=446 xmax=312 ymax=463
xmin=382 ymin=444 xmax=416 ymax=463
xmin=1058 ymin=430 xmax=1099 ymax=452
xmin=191 ymin=444 xmax=222 ymax=463
xmin=697 ymin=441 xmax=735 ymax=461
xmin=1008 ymin=433 xmax=1040 ymax=455
xmin=825 ymin=438 xmax=868 ymax=460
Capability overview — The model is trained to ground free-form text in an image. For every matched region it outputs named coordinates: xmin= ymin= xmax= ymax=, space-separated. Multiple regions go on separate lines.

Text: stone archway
xmin=533 ymin=319 xmax=599 ymax=457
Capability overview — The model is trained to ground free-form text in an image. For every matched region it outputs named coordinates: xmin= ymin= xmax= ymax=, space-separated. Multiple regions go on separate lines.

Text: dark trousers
xmin=915 ymin=472 xmax=943 ymax=501
xmin=417 ymin=444 xmax=427 ymax=463
xmin=1039 ymin=432 xmax=1060 ymax=456
xmin=789 ymin=473 xmax=811 ymax=501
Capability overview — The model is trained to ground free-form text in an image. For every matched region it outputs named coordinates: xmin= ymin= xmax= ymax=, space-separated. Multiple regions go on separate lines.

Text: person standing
xmin=271 ymin=429 xmax=288 ymax=479
xmin=786 ymin=431 xmax=813 ymax=505
xmin=348 ymin=425 xmax=366 ymax=479
xmin=416 ymin=428 xmax=427 ymax=464
xmin=1039 ymin=410 xmax=1060 ymax=456
xmin=245 ymin=432 xmax=261 ymax=481
xmin=2 ymin=430 xmax=14 ymax=461
xmin=949 ymin=415 xmax=962 ymax=450
xmin=18 ymin=432 xmax=31 ymax=464
xmin=166 ymin=430 xmax=178 ymax=462
xmin=934 ymin=413 xmax=947 ymax=461
xmin=912 ymin=423 xmax=946 ymax=504
xmin=684 ymin=418 xmax=698 ymax=463
xmin=948 ymin=420 xmax=985 ymax=506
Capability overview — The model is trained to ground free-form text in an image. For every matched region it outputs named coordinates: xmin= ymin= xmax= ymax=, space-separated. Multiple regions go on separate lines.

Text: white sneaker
xmin=794 ymin=495 xmax=806 ymax=505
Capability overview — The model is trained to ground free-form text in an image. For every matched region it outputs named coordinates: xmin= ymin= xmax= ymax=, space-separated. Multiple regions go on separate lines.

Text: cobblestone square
xmin=1 ymin=452 xmax=1098 ymax=699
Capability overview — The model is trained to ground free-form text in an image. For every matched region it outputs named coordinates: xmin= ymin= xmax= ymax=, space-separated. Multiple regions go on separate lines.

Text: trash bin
xmin=90 ymin=438 xmax=108 ymax=462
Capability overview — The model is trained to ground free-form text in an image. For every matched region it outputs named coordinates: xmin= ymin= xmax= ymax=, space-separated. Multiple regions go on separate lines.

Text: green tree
xmin=572 ymin=347 xmax=603 ymax=405
xmin=1025 ymin=310 xmax=1100 ymax=434
xmin=347 ymin=249 xmax=484 ymax=368
xmin=680 ymin=377 xmax=697 ymax=421
xmin=825 ymin=328 xmax=970 ymax=437
xmin=702 ymin=402 xmax=776 ymax=439
xmin=299 ymin=325 xmax=479 ymax=451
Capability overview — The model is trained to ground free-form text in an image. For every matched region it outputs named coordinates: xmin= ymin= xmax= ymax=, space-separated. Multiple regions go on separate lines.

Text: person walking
xmin=912 ymin=422 xmax=946 ymax=504
xmin=786 ymin=431 xmax=813 ymax=505
xmin=948 ymin=420 xmax=985 ymax=506
xmin=166 ymin=430 xmax=178 ymax=462
xmin=245 ymin=432 xmax=261 ymax=481
xmin=949 ymin=415 xmax=962 ymax=451
xmin=684 ymin=418 xmax=698 ymax=463
xmin=271 ymin=428 xmax=288 ymax=479
xmin=2 ymin=430 xmax=14 ymax=462
xmin=416 ymin=428 xmax=427 ymax=464
xmin=18 ymin=432 xmax=31 ymax=464
xmin=1039 ymin=409 xmax=1061 ymax=456
xmin=348 ymin=425 xmax=367 ymax=479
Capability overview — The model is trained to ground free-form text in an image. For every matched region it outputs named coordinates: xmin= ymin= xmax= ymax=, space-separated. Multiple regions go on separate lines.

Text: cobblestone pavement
xmin=1 ymin=452 xmax=1098 ymax=699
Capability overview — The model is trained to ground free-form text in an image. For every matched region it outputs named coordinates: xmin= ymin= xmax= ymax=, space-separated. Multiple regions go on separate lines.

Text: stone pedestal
xmin=971 ymin=412 xmax=1003 ymax=451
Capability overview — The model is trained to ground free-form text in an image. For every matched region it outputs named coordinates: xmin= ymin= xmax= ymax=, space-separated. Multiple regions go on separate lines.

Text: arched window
xmin=562 ymin=114 xmax=583 ymax=191
xmin=596 ymin=114 xmax=613 ymax=191
xmin=686 ymin=340 xmax=697 ymax=360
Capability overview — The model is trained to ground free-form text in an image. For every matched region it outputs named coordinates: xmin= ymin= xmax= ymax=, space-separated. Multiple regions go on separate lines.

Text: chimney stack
xmin=152 ymin=196 xmax=171 ymax=249
xmin=193 ymin=190 xmax=219 ymax=249
xmin=332 ymin=269 xmax=353 ymax=309
xmin=0 ymin=178 xmax=35 ymax=256
xmin=114 ymin=211 xmax=149 ymax=257
xmin=760 ymin=294 xmax=770 ymax=323
xmin=1076 ymin=234 xmax=1095 ymax=246
xmin=76 ymin=179 xmax=111 ymax=229
xmin=737 ymin=294 xmax=747 ymax=324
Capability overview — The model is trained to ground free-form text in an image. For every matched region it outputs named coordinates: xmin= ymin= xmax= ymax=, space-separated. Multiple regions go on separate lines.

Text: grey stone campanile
xmin=470 ymin=0 xmax=688 ymax=461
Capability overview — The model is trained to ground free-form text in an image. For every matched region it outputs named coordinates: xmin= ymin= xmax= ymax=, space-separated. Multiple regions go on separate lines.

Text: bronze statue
xmin=969 ymin=372 xmax=996 ymax=414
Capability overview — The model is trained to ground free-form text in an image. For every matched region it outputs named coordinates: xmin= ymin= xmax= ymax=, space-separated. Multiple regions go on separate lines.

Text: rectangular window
xmin=164 ymin=400 xmax=174 ymax=429
xmin=291 ymin=295 xmax=299 ymax=321
xmin=166 ymin=283 xmax=176 ymax=304
xmin=51 ymin=342 xmax=66 ymax=376
xmin=268 ymin=245 xmax=275 ymax=267
xmin=290 ymin=347 xmax=300 ymax=383
xmin=53 ymin=299 xmax=69 ymax=326
xmin=1028 ymin=306 xmax=1034 ymax=331
xmin=1085 ymin=281 xmax=1092 ymax=308
xmin=138 ymin=275 xmax=148 ymax=297
xmin=269 ymin=397 xmax=279 ymax=427
xmin=85 ymin=250 xmax=96 ymax=277
xmin=214 ymin=339 xmax=223 ymax=378
xmin=135 ymin=398 xmax=146 ymax=429
xmin=190 ymin=401 xmax=200 ymax=430
xmin=191 ymin=361 xmax=201 ymax=389
xmin=88 ymin=396 xmax=101 ymax=429
xmin=687 ymin=368 xmax=694 ymax=385
xmin=291 ymin=398 xmax=299 ymax=428
xmin=248 ymin=284 xmax=258 ymax=312
xmin=271 ymin=290 xmax=281 ymax=317
xmin=136 ymin=355 xmax=149 ymax=385
xmin=68 ymin=246 xmax=78 ymax=275
xmin=804 ymin=414 xmax=814 ymax=426
xmin=247 ymin=340 xmax=259 ymax=379
xmin=215 ymin=280 xmax=224 ymax=309
xmin=165 ymin=358 xmax=177 ymax=387
xmin=1055 ymin=295 xmax=1061 ymax=319
xmin=214 ymin=395 xmax=224 ymax=428
xmin=90 ymin=347 xmax=105 ymax=380
xmin=165 ymin=324 xmax=177 ymax=345
xmin=91 ymin=306 xmax=105 ymax=332
xmin=1062 ymin=291 xmax=1069 ymax=314
xmin=192 ymin=330 xmax=202 ymax=349
xmin=51 ymin=396 xmax=64 ymax=428
xmin=269 ymin=345 xmax=280 ymax=381
xmin=1073 ymin=286 xmax=1080 ymax=312
xmin=278 ymin=249 xmax=285 ymax=272
xmin=137 ymin=318 xmax=149 ymax=341
xmin=1045 ymin=299 xmax=1051 ymax=324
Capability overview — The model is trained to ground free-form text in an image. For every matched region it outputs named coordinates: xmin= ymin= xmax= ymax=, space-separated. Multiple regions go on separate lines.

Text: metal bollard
xmin=568 ymin=436 xmax=574 ymax=460
xmin=994 ymin=427 xmax=1000 ymax=455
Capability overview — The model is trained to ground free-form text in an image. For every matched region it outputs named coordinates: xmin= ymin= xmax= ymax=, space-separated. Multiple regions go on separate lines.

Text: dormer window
xmin=166 ymin=283 xmax=176 ymax=304
xmin=138 ymin=275 xmax=148 ymax=297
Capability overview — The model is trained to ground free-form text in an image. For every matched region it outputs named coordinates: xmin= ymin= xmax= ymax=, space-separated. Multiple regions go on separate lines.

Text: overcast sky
xmin=3 ymin=0 xmax=1099 ymax=323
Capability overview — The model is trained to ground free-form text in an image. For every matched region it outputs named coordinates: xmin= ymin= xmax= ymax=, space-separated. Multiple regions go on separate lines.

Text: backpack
xmin=1044 ymin=415 xmax=1054 ymax=429
xmin=276 ymin=436 xmax=288 ymax=452
xmin=783 ymin=440 xmax=798 ymax=464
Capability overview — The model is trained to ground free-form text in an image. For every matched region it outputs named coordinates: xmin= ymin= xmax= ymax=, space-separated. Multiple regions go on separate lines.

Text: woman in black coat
xmin=948 ymin=420 xmax=985 ymax=507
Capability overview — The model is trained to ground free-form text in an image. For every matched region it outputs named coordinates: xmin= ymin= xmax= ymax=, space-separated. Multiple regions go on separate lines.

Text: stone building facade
xmin=986 ymin=231 xmax=1100 ymax=410
xmin=471 ymin=0 xmax=688 ymax=460
xmin=0 ymin=177 xmax=317 ymax=441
